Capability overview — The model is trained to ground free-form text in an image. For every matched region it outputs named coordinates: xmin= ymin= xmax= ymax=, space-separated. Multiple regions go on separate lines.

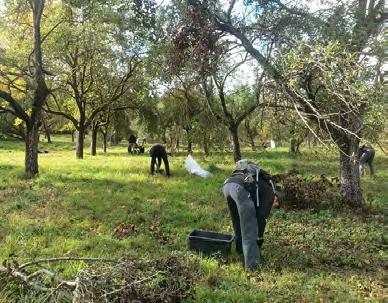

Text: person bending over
xmin=223 ymin=160 xmax=279 ymax=270
xmin=149 ymin=143 xmax=170 ymax=177
xmin=358 ymin=145 xmax=375 ymax=176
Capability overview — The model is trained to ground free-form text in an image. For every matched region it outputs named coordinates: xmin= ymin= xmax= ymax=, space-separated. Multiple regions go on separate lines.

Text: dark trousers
xmin=223 ymin=183 xmax=261 ymax=270
xmin=128 ymin=143 xmax=136 ymax=154
xmin=360 ymin=149 xmax=375 ymax=175
xmin=151 ymin=154 xmax=170 ymax=176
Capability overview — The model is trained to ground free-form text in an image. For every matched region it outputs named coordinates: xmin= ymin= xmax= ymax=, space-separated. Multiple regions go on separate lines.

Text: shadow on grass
xmin=262 ymin=238 xmax=384 ymax=278
xmin=0 ymin=164 xmax=18 ymax=171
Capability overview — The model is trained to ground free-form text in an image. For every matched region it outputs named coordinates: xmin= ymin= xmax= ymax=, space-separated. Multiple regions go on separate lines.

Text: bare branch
xmin=43 ymin=101 xmax=79 ymax=128
xmin=40 ymin=19 xmax=65 ymax=45
xmin=0 ymin=105 xmax=17 ymax=116
xmin=0 ymin=90 xmax=30 ymax=122
xmin=17 ymin=257 xmax=119 ymax=271
xmin=270 ymin=0 xmax=330 ymax=27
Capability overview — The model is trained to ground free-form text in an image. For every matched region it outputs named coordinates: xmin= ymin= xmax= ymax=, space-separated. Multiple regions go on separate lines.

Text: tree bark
xmin=42 ymin=120 xmax=52 ymax=143
xmin=25 ymin=120 xmax=40 ymax=177
xmin=46 ymin=131 xmax=51 ymax=143
xmin=71 ymin=130 xmax=75 ymax=142
xmin=203 ymin=138 xmax=209 ymax=156
xmin=249 ymin=133 xmax=255 ymax=151
xmin=76 ymin=129 xmax=85 ymax=159
xmin=101 ymin=131 xmax=108 ymax=153
xmin=90 ymin=125 xmax=99 ymax=156
xmin=229 ymin=124 xmax=241 ymax=162
xmin=244 ymin=120 xmax=256 ymax=151
xmin=176 ymin=138 xmax=180 ymax=151
xmin=338 ymin=137 xmax=363 ymax=206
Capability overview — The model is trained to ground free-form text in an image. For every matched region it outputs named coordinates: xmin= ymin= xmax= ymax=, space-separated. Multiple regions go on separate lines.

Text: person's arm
xmin=259 ymin=170 xmax=280 ymax=208
xmin=272 ymin=194 xmax=280 ymax=208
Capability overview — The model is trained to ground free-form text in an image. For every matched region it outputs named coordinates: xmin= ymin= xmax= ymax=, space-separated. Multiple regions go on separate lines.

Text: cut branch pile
xmin=0 ymin=255 xmax=198 ymax=303
xmin=273 ymin=170 xmax=341 ymax=210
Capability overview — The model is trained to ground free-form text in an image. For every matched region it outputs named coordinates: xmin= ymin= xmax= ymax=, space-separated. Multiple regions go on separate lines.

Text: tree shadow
xmin=260 ymin=238 xmax=384 ymax=279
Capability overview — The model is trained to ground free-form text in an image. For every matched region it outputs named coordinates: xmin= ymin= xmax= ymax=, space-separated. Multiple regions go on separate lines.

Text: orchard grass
xmin=0 ymin=135 xmax=386 ymax=302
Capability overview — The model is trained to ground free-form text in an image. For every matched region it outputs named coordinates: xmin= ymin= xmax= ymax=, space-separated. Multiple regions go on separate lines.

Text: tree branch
xmin=0 ymin=105 xmax=17 ymax=116
xmin=0 ymin=91 xmax=30 ymax=122
xmin=43 ymin=103 xmax=79 ymax=128
xmin=17 ymin=257 xmax=119 ymax=271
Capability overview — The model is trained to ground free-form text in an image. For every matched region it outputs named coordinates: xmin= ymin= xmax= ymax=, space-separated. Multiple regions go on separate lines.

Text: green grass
xmin=0 ymin=136 xmax=386 ymax=302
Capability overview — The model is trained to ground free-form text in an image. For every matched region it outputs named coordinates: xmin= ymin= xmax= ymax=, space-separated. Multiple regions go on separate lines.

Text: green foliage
xmin=276 ymin=41 xmax=384 ymax=139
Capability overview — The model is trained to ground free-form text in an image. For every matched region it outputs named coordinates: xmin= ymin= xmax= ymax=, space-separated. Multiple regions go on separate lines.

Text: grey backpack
xmin=234 ymin=159 xmax=261 ymax=206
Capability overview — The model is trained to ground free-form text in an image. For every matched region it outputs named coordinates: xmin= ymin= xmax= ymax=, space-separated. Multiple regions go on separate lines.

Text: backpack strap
xmin=255 ymin=167 xmax=260 ymax=207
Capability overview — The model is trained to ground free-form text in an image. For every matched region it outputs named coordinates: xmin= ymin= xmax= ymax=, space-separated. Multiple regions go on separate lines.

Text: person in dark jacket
xmin=358 ymin=145 xmax=375 ymax=176
xmin=223 ymin=163 xmax=279 ymax=270
xmin=128 ymin=134 xmax=138 ymax=154
xmin=149 ymin=143 xmax=170 ymax=177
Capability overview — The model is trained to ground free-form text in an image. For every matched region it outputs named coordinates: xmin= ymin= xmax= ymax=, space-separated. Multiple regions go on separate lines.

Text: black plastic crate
xmin=188 ymin=230 xmax=234 ymax=256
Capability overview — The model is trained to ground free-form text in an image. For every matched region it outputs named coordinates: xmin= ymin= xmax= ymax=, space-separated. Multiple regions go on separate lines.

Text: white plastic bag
xmin=184 ymin=155 xmax=212 ymax=178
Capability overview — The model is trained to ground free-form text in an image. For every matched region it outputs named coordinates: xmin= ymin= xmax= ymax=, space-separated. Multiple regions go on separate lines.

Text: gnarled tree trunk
xmin=338 ymin=137 xmax=363 ymax=206
xmin=25 ymin=119 xmax=40 ymax=177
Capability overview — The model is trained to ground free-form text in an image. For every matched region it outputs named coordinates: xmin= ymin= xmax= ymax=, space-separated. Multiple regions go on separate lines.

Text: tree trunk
xmin=25 ymin=121 xmax=40 ymax=177
xmin=90 ymin=125 xmax=98 ymax=156
xmin=229 ymin=124 xmax=241 ymax=162
xmin=176 ymin=138 xmax=180 ymax=151
xmin=102 ymin=131 xmax=108 ymax=153
xmin=71 ymin=131 xmax=75 ymax=142
xmin=112 ymin=132 xmax=119 ymax=145
xmin=170 ymin=136 xmax=174 ymax=151
xmin=45 ymin=129 xmax=51 ymax=143
xmin=76 ymin=129 xmax=85 ymax=159
xmin=162 ymin=131 xmax=167 ymax=144
xmin=290 ymin=139 xmax=301 ymax=155
xmin=42 ymin=121 xmax=52 ymax=143
xmin=245 ymin=120 xmax=256 ymax=151
xmin=338 ymin=138 xmax=363 ymax=206
xmin=184 ymin=127 xmax=192 ymax=152
xmin=203 ymin=138 xmax=209 ymax=156
xmin=249 ymin=133 xmax=255 ymax=151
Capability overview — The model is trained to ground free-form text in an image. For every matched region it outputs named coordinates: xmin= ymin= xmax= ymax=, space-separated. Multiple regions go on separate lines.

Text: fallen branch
xmin=17 ymin=257 xmax=119 ymax=271
xmin=0 ymin=255 xmax=198 ymax=303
